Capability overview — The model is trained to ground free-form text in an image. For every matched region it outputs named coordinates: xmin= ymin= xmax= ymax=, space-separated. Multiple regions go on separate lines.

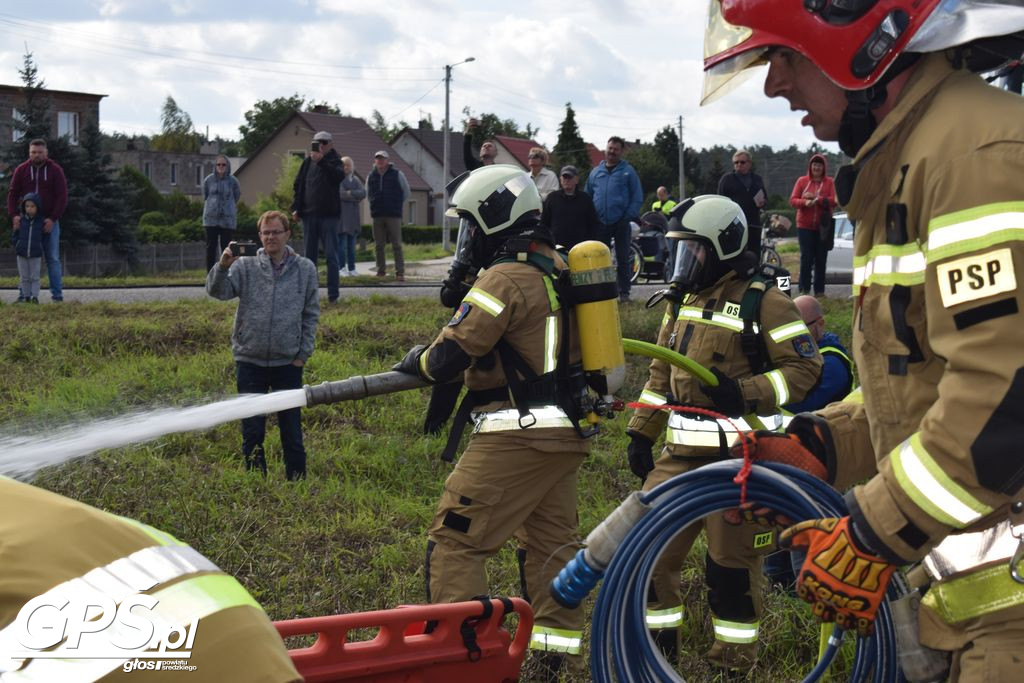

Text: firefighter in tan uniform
xmin=0 ymin=477 xmax=300 ymax=682
xmin=392 ymin=165 xmax=595 ymax=681
xmin=625 ymin=195 xmax=822 ymax=670
xmin=702 ymin=1 xmax=1024 ymax=679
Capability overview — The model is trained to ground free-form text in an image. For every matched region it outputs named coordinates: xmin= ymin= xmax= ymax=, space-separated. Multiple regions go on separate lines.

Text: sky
xmin=0 ymin=2 xmax=838 ymax=155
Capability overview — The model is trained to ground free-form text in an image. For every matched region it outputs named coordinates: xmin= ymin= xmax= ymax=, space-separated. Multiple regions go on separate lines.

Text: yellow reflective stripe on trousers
xmin=712 ymin=618 xmax=759 ymax=644
xmin=464 ymin=287 xmax=505 ymax=316
xmin=639 ymin=389 xmax=667 ymax=406
xmin=768 ymin=320 xmax=809 ymax=343
xmin=921 ymin=563 xmax=1024 ymax=624
xmin=529 ymin=625 xmax=582 ymax=654
xmin=927 ymin=202 xmax=1024 ymax=263
xmin=765 ymin=369 xmax=789 ymax=405
xmin=890 ymin=433 xmax=993 ymax=528
xmin=645 ymin=606 xmax=684 ymax=628
xmin=3 ymin=574 xmax=260 ymax=683
xmin=543 ymin=315 xmax=558 ymax=374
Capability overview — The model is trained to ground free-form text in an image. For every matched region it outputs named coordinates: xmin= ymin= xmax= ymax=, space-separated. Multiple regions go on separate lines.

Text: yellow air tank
xmin=568 ymin=240 xmax=625 ymax=399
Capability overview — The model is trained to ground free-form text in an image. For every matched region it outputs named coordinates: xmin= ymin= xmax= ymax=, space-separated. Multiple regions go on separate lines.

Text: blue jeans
xmin=797 ymin=228 xmax=828 ymax=295
xmin=41 ymin=220 xmax=62 ymax=300
xmin=600 ymin=219 xmax=632 ymax=296
xmin=302 ymin=215 xmax=340 ymax=300
xmin=236 ymin=361 xmax=306 ymax=479
xmin=336 ymin=232 xmax=357 ymax=271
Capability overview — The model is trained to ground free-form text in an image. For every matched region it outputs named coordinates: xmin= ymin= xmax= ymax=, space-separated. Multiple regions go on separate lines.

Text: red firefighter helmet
xmin=702 ymin=0 xmax=943 ymax=103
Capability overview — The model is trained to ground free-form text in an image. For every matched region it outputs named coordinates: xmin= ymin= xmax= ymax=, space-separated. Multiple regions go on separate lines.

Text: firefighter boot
xmin=523 ymin=651 xmax=565 ymax=682
xmin=707 ymin=639 xmax=757 ymax=675
xmin=651 ymin=628 xmax=679 ymax=665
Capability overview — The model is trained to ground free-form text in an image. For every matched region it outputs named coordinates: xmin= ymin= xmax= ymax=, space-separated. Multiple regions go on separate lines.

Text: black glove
xmin=699 ymin=367 xmax=746 ymax=417
xmin=626 ymin=431 xmax=655 ymax=482
xmin=440 ymin=279 xmax=472 ymax=309
xmin=392 ymin=344 xmax=428 ymax=378
xmin=784 ymin=412 xmax=836 ymax=483
xmin=424 ymin=381 xmax=463 ymax=435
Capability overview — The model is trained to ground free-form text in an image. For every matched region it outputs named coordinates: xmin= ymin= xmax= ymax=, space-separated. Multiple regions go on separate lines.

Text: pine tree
xmin=551 ymin=103 xmax=590 ymax=175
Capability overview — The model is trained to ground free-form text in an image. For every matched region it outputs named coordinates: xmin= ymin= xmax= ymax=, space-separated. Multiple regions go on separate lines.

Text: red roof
xmin=495 ymin=135 xmax=542 ymax=170
xmin=585 ymin=143 xmax=605 ymax=170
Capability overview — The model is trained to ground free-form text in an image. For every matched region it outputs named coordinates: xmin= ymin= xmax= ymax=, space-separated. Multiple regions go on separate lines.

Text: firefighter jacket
xmin=422 ymin=247 xmax=590 ymax=455
xmin=0 ymin=477 xmax=300 ymax=681
xmin=816 ymin=53 xmax=1024 ymax=569
xmin=627 ymin=271 xmax=822 ymax=456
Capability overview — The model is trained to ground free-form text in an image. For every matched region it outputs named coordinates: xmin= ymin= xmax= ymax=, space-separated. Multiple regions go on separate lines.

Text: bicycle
xmin=612 ymin=213 xmax=672 ymax=284
xmin=760 ymin=212 xmax=790 ymax=268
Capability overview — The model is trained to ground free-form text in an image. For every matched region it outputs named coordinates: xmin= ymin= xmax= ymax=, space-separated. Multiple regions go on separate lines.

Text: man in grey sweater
xmin=206 ymin=210 xmax=320 ymax=480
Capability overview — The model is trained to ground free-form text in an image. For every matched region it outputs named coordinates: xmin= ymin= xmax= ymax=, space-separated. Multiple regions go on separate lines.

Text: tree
xmin=623 ymin=144 xmax=672 ymax=208
xmin=151 ymin=96 xmax=200 ymax=153
xmin=551 ymin=103 xmax=590 ymax=175
xmin=238 ymin=94 xmax=306 ymax=155
xmin=119 ymin=165 xmax=163 ymax=216
xmin=460 ymin=107 xmax=538 ymax=142
xmin=369 ymin=109 xmax=409 ymax=144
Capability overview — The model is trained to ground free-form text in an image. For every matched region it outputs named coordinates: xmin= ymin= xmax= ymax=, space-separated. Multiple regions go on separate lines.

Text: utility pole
xmin=442 ymin=57 xmax=475 ymax=251
xmin=677 ymin=115 xmax=686 ymax=200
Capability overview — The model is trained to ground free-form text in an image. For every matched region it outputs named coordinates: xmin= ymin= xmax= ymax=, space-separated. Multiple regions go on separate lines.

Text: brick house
xmin=108 ymin=142 xmax=240 ymax=198
xmin=0 ymin=84 xmax=105 ymax=146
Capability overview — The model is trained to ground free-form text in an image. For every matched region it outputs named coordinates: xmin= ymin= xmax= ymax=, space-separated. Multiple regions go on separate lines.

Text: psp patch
xmin=792 ymin=334 xmax=816 ymax=358
xmin=448 ymin=302 xmax=472 ymax=326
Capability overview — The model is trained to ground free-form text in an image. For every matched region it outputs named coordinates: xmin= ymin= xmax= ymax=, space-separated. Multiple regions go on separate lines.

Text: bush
xmin=173 ymin=218 xmax=204 ymax=242
xmin=162 ymin=191 xmax=203 ymax=222
xmin=139 ymin=211 xmax=172 ymax=228
xmin=137 ymin=223 xmax=181 ymax=243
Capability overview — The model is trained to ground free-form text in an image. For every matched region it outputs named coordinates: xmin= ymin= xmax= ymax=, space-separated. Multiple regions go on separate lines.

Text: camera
xmin=311 ymin=141 xmax=320 ymax=152
xmin=230 ymin=241 xmax=258 ymax=257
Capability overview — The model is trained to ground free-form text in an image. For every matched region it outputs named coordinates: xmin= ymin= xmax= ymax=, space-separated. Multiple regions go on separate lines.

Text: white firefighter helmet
xmin=667 ymin=195 xmax=749 ymax=291
xmin=445 ymin=165 xmax=542 ymax=235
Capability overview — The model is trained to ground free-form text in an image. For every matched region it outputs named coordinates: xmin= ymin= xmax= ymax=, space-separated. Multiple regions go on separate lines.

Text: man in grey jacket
xmin=206 ymin=210 xmax=320 ymax=480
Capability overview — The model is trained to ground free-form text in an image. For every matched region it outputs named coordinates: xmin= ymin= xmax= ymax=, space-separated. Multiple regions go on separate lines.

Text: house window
xmin=143 ymin=162 xmax=152 ymax=179
xmin=195 ymin=165 xmax=202 ymax=186
xmin=57 ymin=111 xmax=79 ymax=145
xmin=11 ymin=108 xmax=25 ymax=142
xmin=406 ymin=200 xmax=417 ymax=225
xmin=170 ymin=163 xmax=178 ymax=186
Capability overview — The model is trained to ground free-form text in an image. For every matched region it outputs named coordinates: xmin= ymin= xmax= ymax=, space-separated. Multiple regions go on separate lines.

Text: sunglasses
xmin=216 ymin=163 xmax=227 ymax=167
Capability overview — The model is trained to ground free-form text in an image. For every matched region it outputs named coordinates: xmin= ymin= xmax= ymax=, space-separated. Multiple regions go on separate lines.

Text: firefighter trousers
xmin=425 ymin=431 xmax=587 ymax=642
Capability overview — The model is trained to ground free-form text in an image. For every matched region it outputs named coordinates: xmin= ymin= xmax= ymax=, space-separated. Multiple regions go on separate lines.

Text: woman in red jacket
xmin=789 ymin=153 xmax=836 ymax=296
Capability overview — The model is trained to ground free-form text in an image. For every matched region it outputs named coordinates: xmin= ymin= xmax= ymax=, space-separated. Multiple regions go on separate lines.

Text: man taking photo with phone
xmin=291 ymin=131 xmax=344 ymax=303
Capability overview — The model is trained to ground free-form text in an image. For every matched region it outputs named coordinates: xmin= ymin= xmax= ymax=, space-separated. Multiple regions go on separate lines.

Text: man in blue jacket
xmin=782 ymin=295 xmax=853 ymax=414
xmin=585 ymin=136 xmax=643 ymax=302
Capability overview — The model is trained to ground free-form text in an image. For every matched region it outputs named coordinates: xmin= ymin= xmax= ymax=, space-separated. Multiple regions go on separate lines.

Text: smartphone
xmin=311 ymin=141 xmax=320 ymax=153
xmin=230 ymin=241 xmax=258 ymax=257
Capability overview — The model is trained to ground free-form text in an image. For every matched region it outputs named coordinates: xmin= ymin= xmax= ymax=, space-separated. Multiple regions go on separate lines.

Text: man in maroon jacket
xmin=7 ymin=139 xmax=68 ymax=302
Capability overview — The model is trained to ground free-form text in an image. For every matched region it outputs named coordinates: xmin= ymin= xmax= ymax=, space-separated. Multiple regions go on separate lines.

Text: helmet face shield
xmin=671 ymin=239 xmax=711 ymax=291
xmin=453 ymin=217 xmax=477 ymax=265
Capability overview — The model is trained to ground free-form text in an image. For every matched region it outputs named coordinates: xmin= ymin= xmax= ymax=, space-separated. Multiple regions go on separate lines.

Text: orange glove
xmin=729 ymin=431 xmax=828 ymax=480
xmin=780 ymin=517 xmax=897 ymax=637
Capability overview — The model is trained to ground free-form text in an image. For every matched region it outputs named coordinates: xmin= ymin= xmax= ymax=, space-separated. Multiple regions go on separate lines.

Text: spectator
xmin=291 ymin=130 xmax=344 ymax=303
xmin=338 ymin=155 xmax=366 ymax=278
xmin=6 ymin=139 xmax=68 ymax=302
xmin=12 ymin=192 xmax=44 ymax=304
xmin=789 ymin=154 xmax=837 ymax=296
xmin=527 ymin=146 xmax=558 ymax=201
xmin=652 ymin=186 xmax=677 ymax=215
xmin=717 ymin=149 xmax=766 ymax=255
xmin=463 ymin=117 xmax=498 ymax=170
xmin=202 ymin=155 xmax=242 ymax=270
xmin=784 ymin=295 xmax=853 ymax=413
xmin=585 ymin=136 xmax=643 ymax=303
xmin=540 ymin=165 xmax=600 ymax=250
xmin=206 ymin=210 xmax=320 ymax=481
xmin=366 ymin=150 xmax=410 ymax=281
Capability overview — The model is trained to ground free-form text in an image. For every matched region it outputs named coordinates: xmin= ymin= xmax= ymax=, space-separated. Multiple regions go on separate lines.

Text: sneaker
xmin=339 ymin=269 xmax=349 ymax=278
xmin=618 ymin=293 xmax=631 ymax=303
xmin=30 ymin=297 xmax=39 ymax=304
xmin=348 ymin=269 xmax=358 ymax=277
xmin=395 ymin=274 xmax=405 ymax=282
xmin=14 ymin=297 xmax=26 ymax=304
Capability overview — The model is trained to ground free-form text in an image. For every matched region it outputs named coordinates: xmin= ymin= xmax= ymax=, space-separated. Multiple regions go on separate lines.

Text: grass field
xmin=0 ymin=293 xmax=856 ymax=681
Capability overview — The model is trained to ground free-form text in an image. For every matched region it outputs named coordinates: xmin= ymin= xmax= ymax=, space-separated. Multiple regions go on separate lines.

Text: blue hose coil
xmin=554 ymin=460 xmax=907 ymax=683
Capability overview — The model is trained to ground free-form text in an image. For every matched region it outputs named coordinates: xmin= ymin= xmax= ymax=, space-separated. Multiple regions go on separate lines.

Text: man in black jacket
xmin=539 ymin=165 xmax=600 ymax=250
xmin=717 ymin=149 xmax=766 ymax=254
xmin=291 ymin=131 xmax=344 ymax=303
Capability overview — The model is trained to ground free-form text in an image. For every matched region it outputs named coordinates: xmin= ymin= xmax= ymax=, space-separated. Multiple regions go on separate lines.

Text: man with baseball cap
xmin=539 ymin=165 xmax=600 ymax=251
xmin=291 ymin=131 xmax=344 ymax=303
xmin=367 ymin=150 xmax=411 ymax=280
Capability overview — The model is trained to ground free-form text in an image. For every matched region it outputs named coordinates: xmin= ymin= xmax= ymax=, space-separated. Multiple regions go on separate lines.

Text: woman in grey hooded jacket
xmin=203 ymin=155 xmax=242 ymax=269
xmin=337 ymin=156 xmax=365 ymax=276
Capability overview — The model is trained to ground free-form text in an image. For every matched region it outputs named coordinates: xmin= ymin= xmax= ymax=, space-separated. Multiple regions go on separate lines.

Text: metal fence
xmin=0 ymin=240 xmax=323 ymax=277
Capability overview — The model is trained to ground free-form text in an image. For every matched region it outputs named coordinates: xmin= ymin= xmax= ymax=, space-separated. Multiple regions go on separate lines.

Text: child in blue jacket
xmin=13 ymin=192 xmax=44 ymax=303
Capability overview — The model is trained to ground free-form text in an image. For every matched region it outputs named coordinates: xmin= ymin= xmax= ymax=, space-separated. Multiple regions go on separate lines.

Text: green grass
xmin=0 ymin=294 xmax=857 ymax=681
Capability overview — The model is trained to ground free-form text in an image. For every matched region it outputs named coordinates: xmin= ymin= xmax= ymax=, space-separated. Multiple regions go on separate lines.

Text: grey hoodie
xmin=206 ymin=245 xmax=320 ymax=366
xmin=202 ymin=159 xmax=242 ymax=229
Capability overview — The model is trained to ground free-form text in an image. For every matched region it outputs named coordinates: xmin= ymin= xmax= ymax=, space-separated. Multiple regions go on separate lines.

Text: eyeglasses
xmin=733 ymin=160 xmax=749 ymax=165
xmin=528 ymin=154 xmax=542 ymax=159
xmin=260 ymin=230 xmax=287 ymax=237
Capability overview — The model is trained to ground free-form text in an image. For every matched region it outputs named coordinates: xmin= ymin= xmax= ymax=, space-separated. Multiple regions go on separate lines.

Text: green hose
xmin=620 ymin=337 xmax=767 ymax=431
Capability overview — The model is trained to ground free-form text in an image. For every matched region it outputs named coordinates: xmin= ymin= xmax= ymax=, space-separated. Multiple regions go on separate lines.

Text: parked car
xmin=826 ymin=212 xmax=854 ymax=283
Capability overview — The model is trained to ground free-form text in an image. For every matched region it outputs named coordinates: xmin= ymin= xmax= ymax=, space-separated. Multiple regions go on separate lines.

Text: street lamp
xmin=442 ymin=56 xmax=475 ymax=251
